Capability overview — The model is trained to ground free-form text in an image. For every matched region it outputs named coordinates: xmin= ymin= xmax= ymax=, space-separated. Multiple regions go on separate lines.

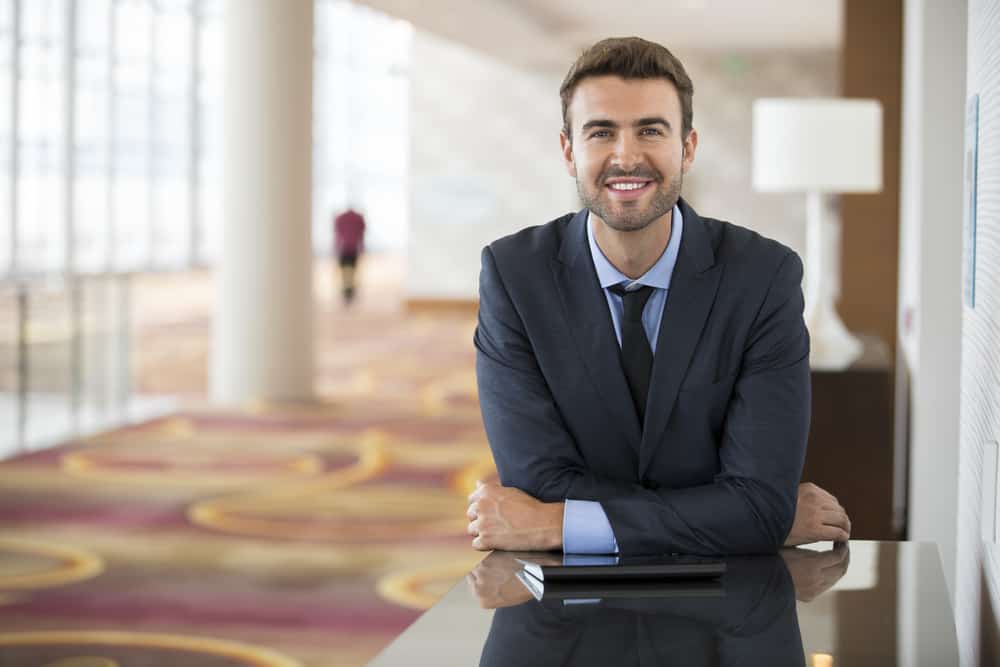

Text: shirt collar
xmin=586 ymin=204 xmax=683 ymax=291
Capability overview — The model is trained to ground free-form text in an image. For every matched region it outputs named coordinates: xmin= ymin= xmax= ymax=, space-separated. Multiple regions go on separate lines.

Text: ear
xmin=681 ymin=128 xmax=698 ymax=174
xmin=559 ymin=131 xmax=577 ymax=178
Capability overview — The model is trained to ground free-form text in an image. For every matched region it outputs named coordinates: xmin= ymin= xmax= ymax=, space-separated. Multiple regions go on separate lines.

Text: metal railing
xmin=1 ymin=272 xmax=133 ymax=458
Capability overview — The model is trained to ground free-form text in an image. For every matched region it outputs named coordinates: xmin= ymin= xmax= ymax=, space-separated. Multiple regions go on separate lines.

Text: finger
xmin=821 ymin=510 xmax=850 ymax=530
xmin=469 ymin=483 xmax=500 ymax=502
xmin=825 ymin=512 xmax=851 ymax=538
xmin=822 ymin=551 xmax=850 ymax=573
xmin=467 ymin=502 xmax=479 ymax=520
xmin=814 ymin=484 xmax=838 ymax=504
xmin=467 ymin=519 xmax=480 ymax=536
xmin=472 ymin=535 xmax=488 ymax=551
xmin=810 ymin=488 xmax=839 ymax=506
xmin=817 ymin=525 xmax=850 ymax=543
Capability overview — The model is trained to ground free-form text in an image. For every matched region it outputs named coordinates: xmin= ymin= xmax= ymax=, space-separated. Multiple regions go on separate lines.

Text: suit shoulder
xmin=700 ymin=216 xmax=799 ymax=273
xmin=486 ymin=213 xmax=575 ymax=263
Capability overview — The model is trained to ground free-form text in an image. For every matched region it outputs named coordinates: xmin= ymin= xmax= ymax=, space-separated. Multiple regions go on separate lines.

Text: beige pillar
xmin=212 ymin=0 xmax=315 ymax=403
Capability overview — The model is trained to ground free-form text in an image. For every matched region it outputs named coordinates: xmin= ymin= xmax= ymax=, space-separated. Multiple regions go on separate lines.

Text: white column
xmin=212 ymin=0 xmax=314 ymax=403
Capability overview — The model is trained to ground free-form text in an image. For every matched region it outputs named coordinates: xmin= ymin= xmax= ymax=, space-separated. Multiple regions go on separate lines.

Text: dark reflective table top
xmin=368 ymin=541 xmax=958 ymax=666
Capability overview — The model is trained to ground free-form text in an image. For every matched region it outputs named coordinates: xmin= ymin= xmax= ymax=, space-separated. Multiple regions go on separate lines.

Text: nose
xmin=610 ymin=133 xmax=642 ymax=172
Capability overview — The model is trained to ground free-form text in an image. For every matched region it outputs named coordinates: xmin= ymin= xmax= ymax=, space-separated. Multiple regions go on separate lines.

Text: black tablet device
xmin=514 ymin=570 xmax=725 ymax=602
xmin=515 ymin=554 xmax=726 ymax=582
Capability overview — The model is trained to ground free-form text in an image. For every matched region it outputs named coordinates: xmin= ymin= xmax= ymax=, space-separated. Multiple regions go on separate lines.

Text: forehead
xmin=568 ymin=75 xmax=682 ymax=128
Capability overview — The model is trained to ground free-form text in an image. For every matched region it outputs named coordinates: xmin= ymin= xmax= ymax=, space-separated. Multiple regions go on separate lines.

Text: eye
xmin=640 ymin=127 xmax=664 ymax=136
xmin=588 ymin=129 xmax=611 ymax=139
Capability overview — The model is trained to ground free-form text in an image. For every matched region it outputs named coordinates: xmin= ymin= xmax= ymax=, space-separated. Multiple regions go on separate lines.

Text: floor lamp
xmin=752 ymin=98 xmax=883 ymax=370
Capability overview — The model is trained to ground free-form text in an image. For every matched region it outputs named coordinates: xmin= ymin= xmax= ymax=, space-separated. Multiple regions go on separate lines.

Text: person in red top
xmin=333 ymin=207 xmax=366 ymax=305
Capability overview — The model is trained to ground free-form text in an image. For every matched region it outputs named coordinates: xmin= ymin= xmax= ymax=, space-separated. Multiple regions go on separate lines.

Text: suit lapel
xmin=551 ymin=210 xmax=642 ymax=453
xmin=639 ymin=200 xmax=723 ymax=479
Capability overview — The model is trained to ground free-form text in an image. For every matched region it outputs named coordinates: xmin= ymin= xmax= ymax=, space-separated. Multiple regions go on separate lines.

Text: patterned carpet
xmin=0 ymin=256 xmax=497 ymax=666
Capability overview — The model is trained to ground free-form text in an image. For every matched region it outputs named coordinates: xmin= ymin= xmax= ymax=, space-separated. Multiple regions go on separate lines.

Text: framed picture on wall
xmin=964 ymin=93 xmax=979 ymax=309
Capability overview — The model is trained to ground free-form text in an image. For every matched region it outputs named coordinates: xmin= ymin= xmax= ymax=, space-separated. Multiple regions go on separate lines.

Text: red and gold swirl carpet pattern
xmin=0 ymin=258 xmax=498 ymax=667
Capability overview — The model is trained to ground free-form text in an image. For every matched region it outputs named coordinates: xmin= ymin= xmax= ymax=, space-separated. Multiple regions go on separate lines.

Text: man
xmin=333 ymin=206 xmax=366 ymax=305
xmin=467 ymin=37 xmax=851 ymax=555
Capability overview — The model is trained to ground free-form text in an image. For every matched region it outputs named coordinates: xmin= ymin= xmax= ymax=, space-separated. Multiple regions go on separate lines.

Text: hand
xmin=467 ymin=480 xmax=564 ymax=551
xmin=780 ymin=542 xmax=851 ymax=602
xmin=466 ymin=552 xmax=534 ymax=609
xmin=784 ymin=482 xmax=851 ymax=546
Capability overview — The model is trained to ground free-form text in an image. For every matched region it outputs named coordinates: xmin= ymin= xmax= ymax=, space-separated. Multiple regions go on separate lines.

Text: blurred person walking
xmin=333 ymin=206 xmax=366 ymax=305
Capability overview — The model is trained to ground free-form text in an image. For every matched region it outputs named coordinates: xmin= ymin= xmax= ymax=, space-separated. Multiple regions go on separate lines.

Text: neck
xmin=592 ymin=208 xmax=673 ymax=279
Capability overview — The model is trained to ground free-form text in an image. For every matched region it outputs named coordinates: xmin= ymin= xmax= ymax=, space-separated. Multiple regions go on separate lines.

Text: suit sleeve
xmin=475 ymin=245 xmax=642 ymax=504
xmin=475 ymin=245 xmax=809 ymax=555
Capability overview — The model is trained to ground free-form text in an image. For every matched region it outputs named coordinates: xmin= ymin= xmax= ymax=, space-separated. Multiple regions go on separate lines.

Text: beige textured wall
xmin=406 ymin=31 xmax=575 ymax=300
xmin=406 ymin=35 xmax=839 ymax=299
xmin=679 ymin=50 xmax=839 ymax=256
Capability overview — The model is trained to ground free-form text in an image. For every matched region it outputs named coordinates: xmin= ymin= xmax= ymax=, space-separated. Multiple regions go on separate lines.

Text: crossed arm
xmin=466 ymin=479 xmax=851 ymax=551
xmin=468 ymin=247 xmax=850 ymax=554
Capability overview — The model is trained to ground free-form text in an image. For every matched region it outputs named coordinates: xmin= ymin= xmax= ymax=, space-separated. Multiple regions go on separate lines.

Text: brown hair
xmin=559 ymin=37 xmax=694 ymax=142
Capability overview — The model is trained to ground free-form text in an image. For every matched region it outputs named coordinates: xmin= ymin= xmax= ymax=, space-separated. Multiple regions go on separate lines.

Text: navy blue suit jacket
xmin=474 ymin=198 xmax=810 ymax=555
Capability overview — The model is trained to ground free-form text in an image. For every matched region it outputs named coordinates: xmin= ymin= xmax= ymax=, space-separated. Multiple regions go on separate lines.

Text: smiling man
xmin=468 ymin=37 xmax=851 ymax=555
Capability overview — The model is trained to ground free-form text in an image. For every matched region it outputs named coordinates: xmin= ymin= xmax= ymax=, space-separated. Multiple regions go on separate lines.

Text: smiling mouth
xmin=604 ymin=179 xmax=655 ymax=198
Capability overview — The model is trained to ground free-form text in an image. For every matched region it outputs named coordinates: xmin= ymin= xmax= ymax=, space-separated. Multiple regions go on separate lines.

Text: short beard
xmin=578 ymin=169 xmax=683 ymax=233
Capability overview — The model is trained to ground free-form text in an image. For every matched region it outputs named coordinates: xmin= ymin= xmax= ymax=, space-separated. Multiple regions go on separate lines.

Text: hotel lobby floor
xmin=0 ymin=254 xmax=495 ymax=667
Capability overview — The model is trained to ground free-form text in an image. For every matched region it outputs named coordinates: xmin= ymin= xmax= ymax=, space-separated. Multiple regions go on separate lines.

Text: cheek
xmin=576 ymin=155 xmax=604 ymax=183
xmin=654 ymin=153 xmax=683 ymax=177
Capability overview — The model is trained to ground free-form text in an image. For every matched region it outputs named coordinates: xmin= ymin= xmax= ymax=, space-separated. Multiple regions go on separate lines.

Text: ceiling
xmin=354 ymin=0 xmax=844 ymax=72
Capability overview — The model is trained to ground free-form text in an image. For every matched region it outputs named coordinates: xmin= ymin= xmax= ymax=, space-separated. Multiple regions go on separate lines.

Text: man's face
xmin=560 ymin=75 xmax=697 ymax=232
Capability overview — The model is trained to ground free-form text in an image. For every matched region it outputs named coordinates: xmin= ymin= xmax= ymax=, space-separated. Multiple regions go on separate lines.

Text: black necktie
xmin=610 ymin=283 xmax=654 ymax=424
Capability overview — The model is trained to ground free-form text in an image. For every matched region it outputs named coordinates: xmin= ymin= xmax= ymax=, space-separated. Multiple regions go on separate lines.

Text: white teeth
xmin=608 ymin=182 xmax=647 ymax=190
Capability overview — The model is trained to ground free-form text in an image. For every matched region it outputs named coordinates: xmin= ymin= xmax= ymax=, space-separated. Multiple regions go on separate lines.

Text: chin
xmin=601 ymin=214 xmax=657 ymax=233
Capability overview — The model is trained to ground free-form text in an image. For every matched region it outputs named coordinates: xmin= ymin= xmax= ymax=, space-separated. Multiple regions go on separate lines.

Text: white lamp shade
xmin=752 ymin=98 xmax=883 ymax=193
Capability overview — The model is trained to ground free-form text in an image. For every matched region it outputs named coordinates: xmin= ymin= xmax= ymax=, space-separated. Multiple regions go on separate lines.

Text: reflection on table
xmin=481 ymin=552 xmax=803 ymax=666
xmin=368 ymin=541 xmax=959 ymax=667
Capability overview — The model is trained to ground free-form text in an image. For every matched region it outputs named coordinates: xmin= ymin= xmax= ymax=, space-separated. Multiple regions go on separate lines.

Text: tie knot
xmin=610 ymin=283 xmax=654 ymax=322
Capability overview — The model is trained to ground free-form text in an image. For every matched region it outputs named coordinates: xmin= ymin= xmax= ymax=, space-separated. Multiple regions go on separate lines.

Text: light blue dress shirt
xmin=562 ymin=205 xmax=684 ymax=554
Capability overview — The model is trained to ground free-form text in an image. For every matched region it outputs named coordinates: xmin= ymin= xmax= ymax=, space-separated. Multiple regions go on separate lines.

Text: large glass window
xmin=196 ymin=0 xmax=222 ymax=265
xmin=17 ymin=0 xmax=67 ymax=275
xmin=0 ymin=0 xmax=12 ymax=273
xmin=75 ymin=0 xmax=113 ymax=273
xmin=150 ymin=0 xmax=192 ymax=269
xmin=112 ymin=0 xmax=153 ymax=270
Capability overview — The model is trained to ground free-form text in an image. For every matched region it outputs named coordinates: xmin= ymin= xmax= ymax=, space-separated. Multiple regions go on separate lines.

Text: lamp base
xmin=802 ymin=191 xmax=863 ymax=371
xmin=806 ymin=301 xmax=863 ymax=371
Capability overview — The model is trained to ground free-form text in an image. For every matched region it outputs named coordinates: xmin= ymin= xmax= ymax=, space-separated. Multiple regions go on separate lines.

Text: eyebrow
xmin=580 ymin=117 xmax=673 ymax=132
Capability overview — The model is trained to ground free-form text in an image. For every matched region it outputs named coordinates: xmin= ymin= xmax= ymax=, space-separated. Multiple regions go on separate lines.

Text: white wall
xmin=406 ymin=31 xmax=575 ymax=300
xmin=897 ymin=0 xmax=967 ymax=600
xmin=954 ymin=0 xmax=1000 ymax=663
